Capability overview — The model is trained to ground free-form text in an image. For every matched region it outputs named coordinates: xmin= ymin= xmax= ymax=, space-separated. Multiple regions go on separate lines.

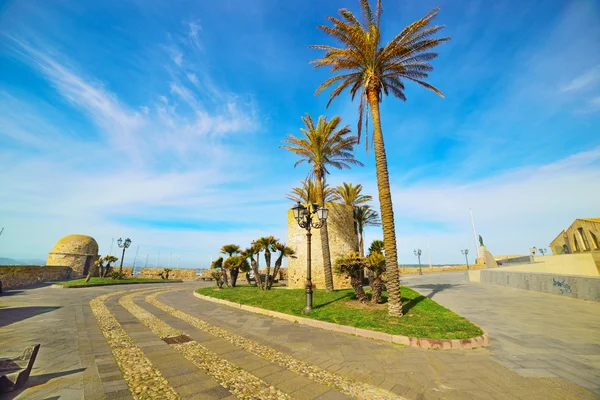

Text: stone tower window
xmin=577 ymin=228 xmax=590 ymax=251
xmin=590 ymin=231 xmax=599 ymax=250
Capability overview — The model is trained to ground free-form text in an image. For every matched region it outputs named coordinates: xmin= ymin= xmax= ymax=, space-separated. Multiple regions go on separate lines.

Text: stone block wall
xmin=476 ymin=269 xmax=600 ymax=302
xmin=0 ymin=265 xmax=72 ymax=289
xmin=138 ymin=268 xmax=198 ymax=280
xmin=287 ymin=203 xmax=357 ymax=290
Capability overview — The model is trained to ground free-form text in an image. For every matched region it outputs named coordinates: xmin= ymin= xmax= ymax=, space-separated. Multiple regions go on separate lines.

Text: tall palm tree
xmin=311 ymin=1 xmax=449 ymax=316
xmin=270 ymin=242 xmax=297 ymax=289
xmin=332 ymin=182 xmax=372 ymax=207
xmin=355 ymin=205 xmax=381 ymax=257
xmin=281 ymin=114 xmax=363 ymax=292
xmin=255 ymin=236 xmax=279 ymax=290
xmin=332 ymin=182 xmax=373 ymax=250
xmin=287 ymin=178 xmax=335 ymax=204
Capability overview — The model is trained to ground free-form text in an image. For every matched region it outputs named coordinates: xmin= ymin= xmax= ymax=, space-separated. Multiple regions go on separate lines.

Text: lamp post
xmin=539 ymin=248 xmax=546 ymax=256
xmin=413 ymin=249 xmax=423 ymax=275
xmin=291 ymin=201 xmax=329 ymax=313
xmin=461 ymin=249 xmax=469 ymax=269
xmin=117 ymin=238 xmax=132 ymax=274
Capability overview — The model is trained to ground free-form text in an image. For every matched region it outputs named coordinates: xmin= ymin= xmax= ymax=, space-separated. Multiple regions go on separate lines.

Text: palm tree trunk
xmin=315 ymin=171 xmax=334 ymax=292
xmin=251 ymin=257 xmax=263 ymax=289
xmin=350 ymin=276 xmax=368 ymax=302
xmin=371 ymin=276 xmax=384 ymax=304
xmin=264 ymin=250 xmax=271 ymax=290
xmin=245 ymin=272 xmax=252 ymax=285
xmin=359 ymin=227 xmax=365 ymax=257
xmin=222 ymin=268 xmax=230 ymax=287
xmin=231 ymin=268 xmax=239 ymax=287
xmin=367 ymin=89 xmax=403 ymax=317
xmin=270 ymin=257 xmax=283 ymax=289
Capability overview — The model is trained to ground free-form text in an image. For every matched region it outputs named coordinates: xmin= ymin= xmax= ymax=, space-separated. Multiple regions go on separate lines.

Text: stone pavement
xmin=0 ymin=279 xmax=597 ymax=400
xmin=400 ymin=271 xmax=600 ymax=396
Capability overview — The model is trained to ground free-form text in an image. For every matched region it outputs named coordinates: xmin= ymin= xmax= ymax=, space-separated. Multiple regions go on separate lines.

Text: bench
xmin=0 ymin=344 xmax=41 ymax=393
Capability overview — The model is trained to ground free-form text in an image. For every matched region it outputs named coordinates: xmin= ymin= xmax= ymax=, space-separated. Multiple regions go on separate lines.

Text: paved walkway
xmin=0 ymin=278 xmax=597 ymax=399
xmin=401 ymin=271 xmax=600 ymax=394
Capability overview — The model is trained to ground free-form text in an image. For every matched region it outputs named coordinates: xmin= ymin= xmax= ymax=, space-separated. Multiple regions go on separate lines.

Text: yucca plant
xmin=312 ymin=0 xmax=450 ymax=316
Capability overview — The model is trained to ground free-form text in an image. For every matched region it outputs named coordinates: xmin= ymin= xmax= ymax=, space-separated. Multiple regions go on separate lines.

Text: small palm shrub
xmin=335 ymin=252 xmax=368 ymax=302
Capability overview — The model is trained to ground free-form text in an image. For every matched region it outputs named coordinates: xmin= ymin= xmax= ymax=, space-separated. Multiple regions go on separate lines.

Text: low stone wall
xmin=258 ymin=267 xmax=288 ymax=280
xmin=468 ymin=269 xmax=600 ymax=302
xmin=399 ymin=264 xmax=486 ymax=275
xmin=0 ymin=265 xmax=72 ymax=289
xmin=138 ymin=268 xmax=198 ymax=280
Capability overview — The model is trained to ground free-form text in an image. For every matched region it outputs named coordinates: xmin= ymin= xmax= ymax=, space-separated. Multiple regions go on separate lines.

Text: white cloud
xmin=187 ymin=73 xmax=198 ymax=84
xmin=560 ymin=65 xmax=600 ymax=92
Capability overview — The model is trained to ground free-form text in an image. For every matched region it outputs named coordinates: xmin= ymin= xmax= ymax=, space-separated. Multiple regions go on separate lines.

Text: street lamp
xmin=461 ymin=249 xmax=469 ymax=269
xmin=291 ymin=201 xmax=328 ymax=313
xmin=117 ymin=238 xmax=132 ymax=274
xmin=539 ymin=248 xmax=547 ymax=256
xmin=413 ymin=249 xmax=423 ymax=275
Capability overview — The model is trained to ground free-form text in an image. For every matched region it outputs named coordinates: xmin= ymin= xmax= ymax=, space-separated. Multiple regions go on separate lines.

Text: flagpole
xmin=470 ymin=208 xmax=479 ymax=257
xmin=426 ymin=236 xmax=432 ymax=268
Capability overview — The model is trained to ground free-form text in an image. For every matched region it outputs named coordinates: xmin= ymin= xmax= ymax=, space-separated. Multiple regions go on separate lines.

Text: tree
xmin=210 ymin=257 xmax=226 ymax=288
xmin=334 ymin=251 xmax=368 ymax=302
xmin=287 ymin=178 xmax=335 ymax=204
xmin=220 ymin=244 xmax=240 ymax=287
xmin=369 ymin=239 xmax=385 ymax=256
xmin=270 ymin=243 xmax=296 ymax=289
xmin=101 ymin=255 xmax=119 ymax=278
xmin=312 ymin=1 xmax=449 ymax=316
xmin=223 ymin=255 xmax=249 ymax=287
xmin=332 ymin=182 xmax=373 ymax=251
xmin=255 ymin=236 xmax=279 ymax=289
xmin=366 ymin=252 xmax=386 ymax=303
xmin=281 ymin=114 xmax=363 ymax=292
xmin=244 ymin=245 xmax=264 ymax=290
xmin=355 ymin=205 xmax=381 ymax=257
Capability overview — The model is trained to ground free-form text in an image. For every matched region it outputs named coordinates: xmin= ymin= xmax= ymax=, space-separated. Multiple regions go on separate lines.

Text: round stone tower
xmin=46 ymin=234 xmax=99 ymax=279
xmin=287 ymin=203 xmax=357 ymax=290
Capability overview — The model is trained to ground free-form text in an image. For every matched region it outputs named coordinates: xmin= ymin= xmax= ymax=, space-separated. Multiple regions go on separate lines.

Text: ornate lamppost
xmin=413 ymin=249 xmax=423 ymax=275
xmin=539 ymin=248 xmax=547 ymax=256
xmin=291 ymin=201 xmax=329 ymax=313
xmin=117 ymin=238 xmax=132 ymax=274
xmin=461 ymin=249 xmax=469 ymax=269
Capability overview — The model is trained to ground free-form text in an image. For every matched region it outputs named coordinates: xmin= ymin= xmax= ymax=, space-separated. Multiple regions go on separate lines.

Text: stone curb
xmin=192 ymin=292 xmax=490 ymax=350
xmin=50 ymin=281 xmax=183 ymax=289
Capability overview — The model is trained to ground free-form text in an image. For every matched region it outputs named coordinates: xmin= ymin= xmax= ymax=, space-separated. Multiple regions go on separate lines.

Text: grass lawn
xmin=57 ymin=277 xmax=183 ymax=287
xmin=196 ymin=286 xmax=483 ymax=339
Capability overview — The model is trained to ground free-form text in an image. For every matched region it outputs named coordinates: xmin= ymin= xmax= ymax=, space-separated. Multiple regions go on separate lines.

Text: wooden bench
xmin=0 ymin=344 xmax=41 ymax=393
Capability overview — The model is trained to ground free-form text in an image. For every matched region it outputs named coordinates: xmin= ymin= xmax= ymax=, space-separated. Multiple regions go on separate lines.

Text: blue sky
xmin=1 ymin=0 xmax=599 ymax=267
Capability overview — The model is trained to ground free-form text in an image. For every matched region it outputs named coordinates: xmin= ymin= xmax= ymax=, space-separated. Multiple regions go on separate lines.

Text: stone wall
xmin=470 ymin=269 xmax=600 ymax=302
xmin=0 ymin=265 xmax=72 ymax=289
xmin=495 ymin=254 xmax=599 ymax=277
xmin=287 ymin=203 xmax=357 ymax=290
xmin=398 ymin=264 xmax=486 ymax=275
xmin=138 ymin=268 xmax=198 ymax=280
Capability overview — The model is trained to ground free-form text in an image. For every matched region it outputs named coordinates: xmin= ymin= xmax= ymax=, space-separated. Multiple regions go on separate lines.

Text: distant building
xmin=47 ymin=234 xmax=99 ymax=278
xmin=550 ymin=218 xmax=600 ymax=255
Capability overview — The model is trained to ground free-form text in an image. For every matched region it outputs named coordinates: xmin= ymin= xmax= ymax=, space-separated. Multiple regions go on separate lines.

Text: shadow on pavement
xmin=0 ymin=290 xmax=24 ymax=297
xmin=410 ymin=283 xmax=458 ymax=299
xmin=1 ymin=368 xmax=86 ymax=400
xmin=0 ymin=306 xmax=61 ymax=328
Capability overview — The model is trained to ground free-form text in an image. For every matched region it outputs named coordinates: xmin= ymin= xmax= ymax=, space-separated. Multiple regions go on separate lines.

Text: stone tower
xmin=47 ymin=234 xmax=99 ymax=279
xmin=287 ymin=203 xmax=358 ymax=290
